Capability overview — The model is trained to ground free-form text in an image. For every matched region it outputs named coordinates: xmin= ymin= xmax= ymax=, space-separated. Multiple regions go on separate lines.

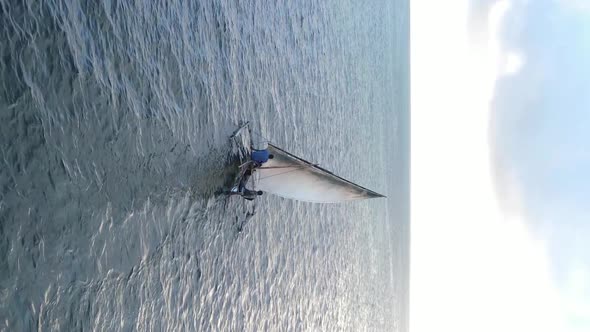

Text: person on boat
xmin=250 ymin=148 xmax=274 ymax=167
xmin=241 ymin=188 xmax=263 ymax=201
xmin=227 ymin=186 xmax=262 ymax=200
xmin=228 ymin=168 xmax=263 ymax=200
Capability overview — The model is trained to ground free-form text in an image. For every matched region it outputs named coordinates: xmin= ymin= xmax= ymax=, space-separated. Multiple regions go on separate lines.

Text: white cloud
xmin=484 ymin=0 xmax=590 ymax=330
xmin=411 ymin=0 xmax=569 ymax=331
xmin=502 ymin=52 xmax=524 ymax=75
xmin=561 ymin=0 xmax=590 ymax=12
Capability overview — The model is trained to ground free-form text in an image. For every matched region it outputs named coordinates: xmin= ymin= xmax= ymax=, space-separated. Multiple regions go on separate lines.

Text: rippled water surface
xmin=0 ymin=0 xmax=409 ymax=330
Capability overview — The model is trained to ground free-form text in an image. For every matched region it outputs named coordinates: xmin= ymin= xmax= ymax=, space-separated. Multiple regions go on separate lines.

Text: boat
xmin=229 ymin=123 xmax=386 ymax=203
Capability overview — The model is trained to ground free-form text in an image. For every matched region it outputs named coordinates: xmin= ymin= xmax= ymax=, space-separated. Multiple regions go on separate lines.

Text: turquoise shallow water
xmin=0 ymin=0 xmax=409 ymax=330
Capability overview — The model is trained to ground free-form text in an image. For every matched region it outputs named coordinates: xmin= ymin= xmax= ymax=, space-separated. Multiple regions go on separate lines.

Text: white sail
xmin=253 ymin=144 xmax=385 ymax=203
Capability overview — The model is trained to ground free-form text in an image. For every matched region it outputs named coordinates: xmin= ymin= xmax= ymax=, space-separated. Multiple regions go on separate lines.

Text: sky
xmin=411 ymin=0 xmax=590 ymax=331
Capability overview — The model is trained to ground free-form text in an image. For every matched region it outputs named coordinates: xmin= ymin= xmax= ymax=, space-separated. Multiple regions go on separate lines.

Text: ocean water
xmin=0 ymin=0 xmax=409 ymax=331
